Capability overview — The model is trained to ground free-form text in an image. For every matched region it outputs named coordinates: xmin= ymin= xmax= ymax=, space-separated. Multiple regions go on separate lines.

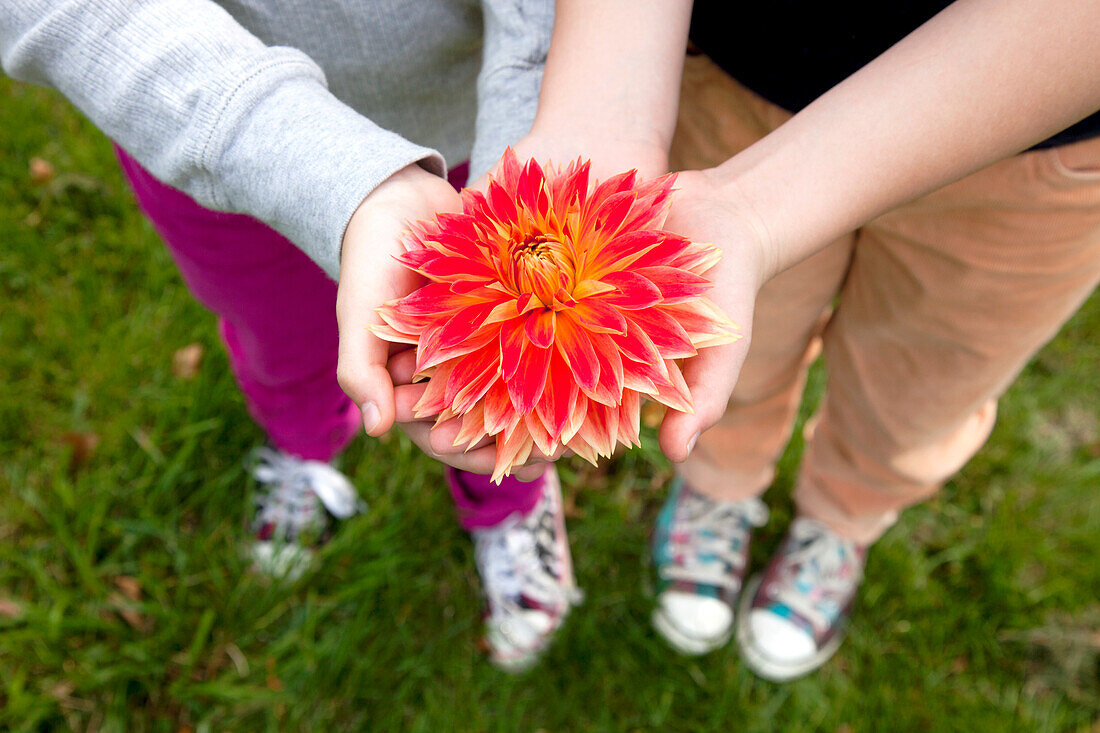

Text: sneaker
xmin=736 ymin=517 xmax=866 ymax=681
xmin=651 ymin=478 xmax=768 ymax=655
xmin=472 ymin=466 xmax=581 ymax=671
xmin=247 ymin=447 xmax=364 ymax=579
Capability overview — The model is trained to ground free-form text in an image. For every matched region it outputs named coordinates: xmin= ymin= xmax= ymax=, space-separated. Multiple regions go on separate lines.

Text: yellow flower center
xmin=510 ymin=231 xmax=574 ymax=304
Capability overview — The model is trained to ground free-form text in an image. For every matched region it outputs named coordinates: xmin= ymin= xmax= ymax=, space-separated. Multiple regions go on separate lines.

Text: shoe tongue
xmin=299 ymin=463 xmax=361 ymax=518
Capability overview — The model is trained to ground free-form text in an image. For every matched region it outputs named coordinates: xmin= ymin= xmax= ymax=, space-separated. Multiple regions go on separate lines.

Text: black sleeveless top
xmin=689 ymin=0 xmax=1100 ymax=149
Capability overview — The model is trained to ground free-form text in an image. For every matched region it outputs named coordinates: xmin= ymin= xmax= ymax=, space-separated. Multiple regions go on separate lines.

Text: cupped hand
xmin=655 ymin=168 xmax=778 ymax=463
xmin=388 ymin=348 xmax=562 ymax=482
xmin=335 ymin=163 xmax=461 ymax=438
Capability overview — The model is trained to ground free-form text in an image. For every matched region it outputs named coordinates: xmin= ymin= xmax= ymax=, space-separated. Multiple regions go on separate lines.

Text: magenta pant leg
xmin=119 ymin=148 xmax=540 ymax=523
xmin=115 ymin=146 xmax=359 ymax=461
xmin=446 ymin=467 xmax=546 ymax=531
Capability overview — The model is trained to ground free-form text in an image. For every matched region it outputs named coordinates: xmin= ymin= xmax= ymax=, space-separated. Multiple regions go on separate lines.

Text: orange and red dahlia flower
xmin=372 ymin=149 xmax=739 ymax=481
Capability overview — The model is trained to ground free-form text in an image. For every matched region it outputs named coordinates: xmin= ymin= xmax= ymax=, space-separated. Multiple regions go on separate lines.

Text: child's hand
xmin=335 ymin=164 xmax=461 ymax=438
xmin=338 ymin=163 xmax=555 ymax=478
xmin=387 ymin=348 xmax=559 ymax=482
xmin=651 ymin=168 xmax=777 ymax=465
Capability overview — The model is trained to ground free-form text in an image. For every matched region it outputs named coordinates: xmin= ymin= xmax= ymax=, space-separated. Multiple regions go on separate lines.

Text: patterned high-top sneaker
xmin=651 ymin=479 xmax=768 ymax=655
xmin=737 ymin=517 xmax=867 ymax=681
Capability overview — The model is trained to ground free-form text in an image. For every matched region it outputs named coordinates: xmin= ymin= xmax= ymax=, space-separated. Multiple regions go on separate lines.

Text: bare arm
xmin=713 ymin=0 xmax=1100 ymax=279
xmin=532 ymin=0 xmax=692 ymax=158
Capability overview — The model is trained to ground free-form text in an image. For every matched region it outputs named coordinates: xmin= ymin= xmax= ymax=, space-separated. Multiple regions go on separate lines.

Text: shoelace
xmin=250 ymin=448 xmax=363 ymax=538
xmin=770 ymin=518 xmax=861 ymax=633
xmin=663 ymin=491 xmax=769 ymax=590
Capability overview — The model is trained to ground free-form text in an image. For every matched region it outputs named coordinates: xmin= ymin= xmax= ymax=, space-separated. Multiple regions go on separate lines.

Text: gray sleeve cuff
xmin=201 ymin=60 xmax=445 ymax=278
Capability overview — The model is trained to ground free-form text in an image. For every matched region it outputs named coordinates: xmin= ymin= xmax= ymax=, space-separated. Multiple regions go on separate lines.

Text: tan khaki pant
xmin=671 ymin=54 xmax=1100 ymax=544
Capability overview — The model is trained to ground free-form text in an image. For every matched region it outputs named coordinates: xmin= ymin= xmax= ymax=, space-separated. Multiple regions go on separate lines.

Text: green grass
xmin=2 ymin=76 xmax=1098 ymax=731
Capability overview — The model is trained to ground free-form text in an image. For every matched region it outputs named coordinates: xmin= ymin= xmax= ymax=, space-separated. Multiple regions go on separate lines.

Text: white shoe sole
xmin=249 ymin=541 xmax=313 ymax=581
xmin=487 ymin=600 xmax=576 ymax=674
xmin=651 ymin=606 xmax=732 ymax=656
xmin=735 ymin=574 xmax=845 ymax=682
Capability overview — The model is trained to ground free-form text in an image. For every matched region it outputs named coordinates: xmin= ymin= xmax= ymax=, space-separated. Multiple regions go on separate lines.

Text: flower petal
xmin=482 ymin=379 xmax=517 ymax=436
xmin=588 ymin=333 xmax=624 ymax=406
xmin=487 ymin=179 xmax=519 ymax=227
xmin=412 ymin=362 xmax=453 ymax=418
xmin=517 ymin=158 xmax=550 ymax=219
xmin=535 ymin=350 xmax=579 ymax=442
xmin=651 ymin=359 xmax=693 ymax=413
xmin=454 ymin=401 xmax=488 ymax=449
xmin=492 ymin=424 xmax=534 ymax=483
xmin=616 ymin=390 xmax=642 ymax=447
xmin=599 ymin=271 xmax=663 ymax=310
xmin=570 ymin=299 xmax=627 ymax=335
xmin=554 ymin=313 xmax=601 ymax=394
xmin=524 ymin=309 xmax=557 ymax=349
xmin=448 ymin=345 xmax=502 ymax=415
xmin=525 ymin=411 xmax=556 ymax=458
xmin=507 ymin=341 xmax=552 ymax=414
xmin=624 ymin=308 xmax=697 ymax=359
xmin=418 ymin=255 xmax=497 ymax=282
xmin=633 ymin=265 xmax=712 ymax=303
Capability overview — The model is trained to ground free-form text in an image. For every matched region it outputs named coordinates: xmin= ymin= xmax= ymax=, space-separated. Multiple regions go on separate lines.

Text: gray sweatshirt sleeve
xmin=0 ymin=0 xmax=445 ymax=279
xmin=469 ymin=0 xmax=555 ymax=181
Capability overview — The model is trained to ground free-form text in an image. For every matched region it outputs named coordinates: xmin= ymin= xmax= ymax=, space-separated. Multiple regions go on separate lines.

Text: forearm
xmin=531 ymin=0 xmax=692 ymax=151
xmin=713 ymin=0 xmax=1100 ymax=277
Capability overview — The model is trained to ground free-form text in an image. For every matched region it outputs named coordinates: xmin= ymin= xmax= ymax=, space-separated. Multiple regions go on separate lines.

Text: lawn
xmin=1 ymin=76 xmax=1098 ymax=731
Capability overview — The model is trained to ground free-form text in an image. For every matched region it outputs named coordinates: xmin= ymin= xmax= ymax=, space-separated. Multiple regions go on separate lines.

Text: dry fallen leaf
xmin=29 ymin=156 xmax=56 ymax=184
xmin=108 ymin=592 xmax=148 ymax=631
xmin=0 ymin=598 xmax=23 ymax=618
xmin=265 ymin=656 xmax=283 ymax=692
xmin=562 ymin=489 xmax=584 ymax=520
xmin=113 ymin=576 xmax=142 ymax=602
xmin=61 ymin=432 xmax=99 ymax=472
xmin=47 ymin=681 xmax=75 ymax=701
xmin=172 ymin=342 xmax=204 ymax=379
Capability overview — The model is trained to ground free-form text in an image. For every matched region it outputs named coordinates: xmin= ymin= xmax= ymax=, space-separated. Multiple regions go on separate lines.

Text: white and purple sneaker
xmin=737 ymin=517 xmax=866 ymax=681
xmin=247 ymin=447 xmax=364 ymax=580
xmin=472 ymin=466 xmax=582 ymax=671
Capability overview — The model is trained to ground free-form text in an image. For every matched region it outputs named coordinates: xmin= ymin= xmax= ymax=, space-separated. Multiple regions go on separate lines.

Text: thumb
xmin=336 ymin=315 xmax=397 ymax=437
xmin=335 ymin=202 xmax=422 ymax=438
xmin=658 ymin=334 xmax=751 ymax=463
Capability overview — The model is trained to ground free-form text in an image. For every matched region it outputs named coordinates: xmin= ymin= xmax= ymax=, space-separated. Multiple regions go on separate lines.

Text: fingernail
xmin=687 ymin=431 xmax=700 ymax=455
xmin=362 ymin=401 xmax=381 ymax=433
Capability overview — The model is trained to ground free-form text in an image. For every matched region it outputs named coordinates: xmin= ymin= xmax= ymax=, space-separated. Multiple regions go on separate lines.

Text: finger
xmin=400 ymin=422 xmax=500 ymax=474
xmin=387 ymin=348 xmax=421 ymax=387
xmin=394 ymin=384 xmax=436 ymax=424
xmin=336 ymin=230 xmax=421 ymax=438
xmin=658 ymin=337 xmax=751 ymax=463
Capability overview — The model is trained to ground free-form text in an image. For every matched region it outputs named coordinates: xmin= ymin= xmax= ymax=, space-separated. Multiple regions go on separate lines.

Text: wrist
xmin=528 ymin=116 xmax=670 ymax=162
xmin=519 ymin=120 xmax=670 ymax=182
xmin=699 ymin=167 xmax=781 ymax=288
xmin=341 ymin=163 xmax=453 ymax=264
